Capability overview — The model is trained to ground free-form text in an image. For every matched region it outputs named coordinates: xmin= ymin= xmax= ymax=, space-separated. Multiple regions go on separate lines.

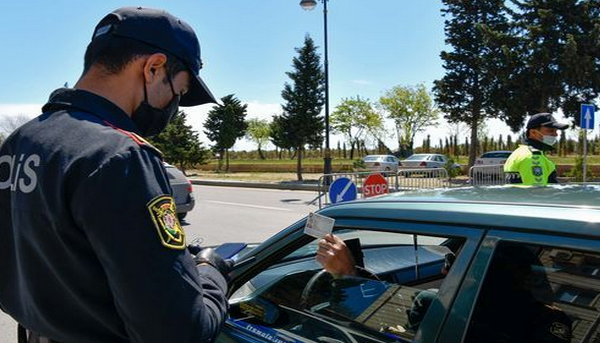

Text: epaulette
xmin=104 ymin=121 xmax=163 ymax=157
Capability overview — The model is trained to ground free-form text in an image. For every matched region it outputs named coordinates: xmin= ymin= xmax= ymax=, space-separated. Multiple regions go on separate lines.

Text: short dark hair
xmin=83 ymin=36 xmax=186 ymax=81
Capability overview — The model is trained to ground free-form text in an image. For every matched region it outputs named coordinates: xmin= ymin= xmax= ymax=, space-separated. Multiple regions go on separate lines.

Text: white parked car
xmin=362 ymin=155 xmax=400 ymax=173
xmin=474 ymin=150 xmax=512 ymax=166
xmin=401 ymin=153 xmax=455 ymax=169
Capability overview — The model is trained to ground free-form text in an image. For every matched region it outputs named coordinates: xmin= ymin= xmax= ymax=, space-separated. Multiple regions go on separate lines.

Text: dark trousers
xmin=17 ymin=324 xmax=61 ymax=343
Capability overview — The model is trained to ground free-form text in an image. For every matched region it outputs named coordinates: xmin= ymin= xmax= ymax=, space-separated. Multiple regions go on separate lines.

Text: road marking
xmin=197 ymin=185 xmax=316 ymax=194
xmin=204 ymin=200 xmax=293 ymax=212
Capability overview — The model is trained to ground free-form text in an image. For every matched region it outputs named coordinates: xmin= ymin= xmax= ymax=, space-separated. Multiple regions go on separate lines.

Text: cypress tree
xmin=434 ymin=0 xmax=511 ymax=167
xmin=280 ymin=35 xmax=325 ymax=181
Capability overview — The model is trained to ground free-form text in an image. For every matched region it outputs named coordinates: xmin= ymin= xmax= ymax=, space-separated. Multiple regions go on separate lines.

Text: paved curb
xmin=190 ymin=178 xmax=322 ymax=192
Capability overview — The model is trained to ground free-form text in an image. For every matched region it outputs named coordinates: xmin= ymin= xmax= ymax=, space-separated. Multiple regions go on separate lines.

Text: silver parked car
xmin=474 ymin=150 xmax=512 ymax=166
xmin=362 ymin=155 xmax=400 ymax=173
xmin=401 ymin=153 xmax=450 ymax=168
xmin=400 ymin=153 xmax=462 ymax=174
xmin=164 ymin=163 xmax=195 ymax=220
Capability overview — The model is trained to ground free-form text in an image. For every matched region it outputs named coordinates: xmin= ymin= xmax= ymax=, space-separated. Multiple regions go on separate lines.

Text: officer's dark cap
xmin=526 ymin=113 xmax=569 ymax=130
xmin=91 ymin=7 xmax=216 ymax=107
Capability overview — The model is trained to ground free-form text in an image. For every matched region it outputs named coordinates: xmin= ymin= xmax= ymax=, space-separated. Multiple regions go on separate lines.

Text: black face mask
xmin=132 ymin=73 xmax=180 ymax=137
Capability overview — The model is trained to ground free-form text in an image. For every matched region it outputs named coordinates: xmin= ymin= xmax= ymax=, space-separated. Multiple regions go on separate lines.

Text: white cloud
xmin=0 ymin=104 xmax=42 ymax=118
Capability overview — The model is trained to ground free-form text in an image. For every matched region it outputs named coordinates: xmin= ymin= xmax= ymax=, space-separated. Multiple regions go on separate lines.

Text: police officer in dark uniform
xmin=0 ymin=7 xmax=230 ymax=343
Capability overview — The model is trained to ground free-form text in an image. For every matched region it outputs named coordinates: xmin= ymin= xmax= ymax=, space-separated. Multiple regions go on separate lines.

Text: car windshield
xmin=406 ymin=155 xmax=429 ymax=161
xmin=363 ymin=156 xmax=381 ymax=162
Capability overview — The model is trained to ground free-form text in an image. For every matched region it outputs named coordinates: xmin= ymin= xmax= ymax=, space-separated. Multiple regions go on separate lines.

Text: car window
xmin=364 ymin=156 xmax=380 ymax=162
xmin=229 ymin=228 xmax=465 ymax=343
xmin=406 ymin=155 xmax=426 ymax=161
xmin=464 ymin=242 xmax=600 ymax=343
xmin=481 ymin=152 xmax=512 ymax=158
xmin=165 ymin=167 xmax=177 ymax=180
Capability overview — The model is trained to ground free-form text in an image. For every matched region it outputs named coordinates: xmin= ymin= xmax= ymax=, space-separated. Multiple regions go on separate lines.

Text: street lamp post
xmin=300 ymin=0 xmax=332 ymax=178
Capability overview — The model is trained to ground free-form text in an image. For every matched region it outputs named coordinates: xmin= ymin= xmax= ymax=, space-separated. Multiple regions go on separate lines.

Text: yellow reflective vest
xmin=503 ymin=145 xmax=556 ymax=185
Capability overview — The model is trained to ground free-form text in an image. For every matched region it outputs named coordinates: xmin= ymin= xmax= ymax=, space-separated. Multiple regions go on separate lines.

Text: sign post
xmin=580 ymin=104 xmax=595 ymax=183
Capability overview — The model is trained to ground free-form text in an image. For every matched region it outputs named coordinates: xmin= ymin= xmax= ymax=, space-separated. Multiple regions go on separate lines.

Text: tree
xmin=269 ymin=115 xmax=293 ymax=159
xmin=499 ymin=0 xmax=600 ymax=126
xmin=279 ymin=35 xmax=325 ymax=181
xmin=150 ymin=111 xmax=209 ymax=174
xmin=379 ymin=84 xmax=438 ymax=157
xmin=433 ymin=0 xmax=511 ymax=167
xmin=0 ymin=114 xmax=31 ymax=137
xmin=204 ymin=94 xmax=248 ymax=172
xmin=245 ymin=118 xmax=271 ymax=159
xmin=331 ymin=96 xmax=383 ymax=160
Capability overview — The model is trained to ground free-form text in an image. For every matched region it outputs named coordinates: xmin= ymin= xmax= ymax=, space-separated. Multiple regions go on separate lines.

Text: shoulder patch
xmin=147 ymin=195 xmax=185 ymax=250
xmin=550 ymin=322 xmax=571 ymax=341
xmin=104 ymin=120 xmax=163 ymax=156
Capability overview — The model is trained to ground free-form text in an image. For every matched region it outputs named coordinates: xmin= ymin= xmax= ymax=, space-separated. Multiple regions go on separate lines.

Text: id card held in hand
xmin=304 ymin=212 xmax=335 ymax=238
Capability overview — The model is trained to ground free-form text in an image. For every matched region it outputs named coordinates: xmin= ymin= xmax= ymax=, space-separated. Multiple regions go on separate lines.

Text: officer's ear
xmin=142 ymin=53 xmax=167 ymax=84
xmin=528 ymin=128 xmax=542 ymax=140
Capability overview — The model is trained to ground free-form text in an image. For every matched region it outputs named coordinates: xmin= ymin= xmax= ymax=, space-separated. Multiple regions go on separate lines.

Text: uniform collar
xmin=42 ymin=88 xmax=140 ymax=134
xmin=525 ymin=137 xmax=553 ymax=152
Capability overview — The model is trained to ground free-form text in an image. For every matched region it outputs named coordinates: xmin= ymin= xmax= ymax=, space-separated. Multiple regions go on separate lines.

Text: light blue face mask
xmin=542 ymin=135 xmax=557 ymax=146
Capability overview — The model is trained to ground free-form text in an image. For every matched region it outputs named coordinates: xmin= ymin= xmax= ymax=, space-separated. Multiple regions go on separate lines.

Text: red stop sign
xmin=363 ymin=173 xmax=389 ymax=198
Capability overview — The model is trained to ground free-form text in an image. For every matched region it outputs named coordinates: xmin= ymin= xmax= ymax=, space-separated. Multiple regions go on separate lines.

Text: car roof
xmin=319 ymin=185 xmax=600 ymax=239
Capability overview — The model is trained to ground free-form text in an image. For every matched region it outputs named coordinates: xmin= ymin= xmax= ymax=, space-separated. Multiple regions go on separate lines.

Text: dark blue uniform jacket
xmin=0 ymin=89 xmax=228 ymax=343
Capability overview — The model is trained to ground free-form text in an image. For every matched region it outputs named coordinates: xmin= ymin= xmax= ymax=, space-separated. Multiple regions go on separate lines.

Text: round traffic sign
xmin=363 ymin=173 xmax=389 ymax=198
xmin=328 ymin=177 xmax=357 ymax=204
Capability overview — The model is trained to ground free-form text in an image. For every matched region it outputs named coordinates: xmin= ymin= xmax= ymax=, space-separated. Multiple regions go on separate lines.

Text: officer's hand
xmin=195 ymin=248 xmax=233 ymax=280
xmin=187 ymin=238 xmax=203 ymax=255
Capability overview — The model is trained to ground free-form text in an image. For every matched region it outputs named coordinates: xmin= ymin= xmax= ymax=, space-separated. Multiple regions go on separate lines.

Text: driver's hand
xmin=316 ymin=234 xmax=357 ymax=277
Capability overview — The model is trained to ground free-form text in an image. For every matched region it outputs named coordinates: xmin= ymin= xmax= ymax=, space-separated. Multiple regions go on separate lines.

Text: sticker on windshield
xmin=304 ymin=212 xmax=334 ymax=238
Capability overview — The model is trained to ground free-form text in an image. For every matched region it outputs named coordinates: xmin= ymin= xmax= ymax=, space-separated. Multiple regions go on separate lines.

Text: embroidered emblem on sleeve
xmin=147 ymin=195 xmax=185 ymax=250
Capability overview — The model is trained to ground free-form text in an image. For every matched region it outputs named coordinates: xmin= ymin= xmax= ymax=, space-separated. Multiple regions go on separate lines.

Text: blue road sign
xmin=329 ymin=177 xmax=357 ymax=204
xmin=581 ymin=104 xmax=595 ymax=130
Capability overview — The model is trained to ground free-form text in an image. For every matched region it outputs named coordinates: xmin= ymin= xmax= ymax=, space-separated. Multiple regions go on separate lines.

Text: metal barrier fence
xmin=316 ymin=168 xmax=450 ymax=208
xmin=468 ymin=164 xmax=507 ymax=186
xmin=397 ymin=168 xmax=451 ymax=190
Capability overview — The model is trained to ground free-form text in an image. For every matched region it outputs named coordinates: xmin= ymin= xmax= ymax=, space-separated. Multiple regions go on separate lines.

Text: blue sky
xmin=0 ymin=0 xmax=522 ymax=150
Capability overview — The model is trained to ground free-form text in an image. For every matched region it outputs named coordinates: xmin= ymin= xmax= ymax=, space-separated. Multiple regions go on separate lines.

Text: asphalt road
xmin=0 ymin=185 xmax=319 ymax=342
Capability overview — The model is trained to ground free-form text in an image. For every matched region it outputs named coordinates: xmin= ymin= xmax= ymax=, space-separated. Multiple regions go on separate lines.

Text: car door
xmin=218 ymin=216 xmax=484 ymax=343
xmin=439 ymin=230 xmax=600 ymax=343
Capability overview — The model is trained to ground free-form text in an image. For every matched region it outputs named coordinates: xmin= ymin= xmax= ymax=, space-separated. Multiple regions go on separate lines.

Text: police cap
xmin=526 ymin=113 xmax=569 ymax=130
xmin=91 ymin=7 xmax=216 ymax=107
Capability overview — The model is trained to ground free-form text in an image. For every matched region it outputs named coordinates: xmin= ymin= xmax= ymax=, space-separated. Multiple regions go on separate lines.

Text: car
xmin=400 ymin=153 xmax=461 ymax=171
xmin=362 ymin=155 xmax=400 ymax=173
xmin=470 ymin=151 xmax=513 ymax=182
xmin=163 ymin=163 xmax=195 ymax=220
xmin=214 ymin=185 xmax=600 ymax=343
xmin=474 ymin=150 xmax=512 ymax=166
